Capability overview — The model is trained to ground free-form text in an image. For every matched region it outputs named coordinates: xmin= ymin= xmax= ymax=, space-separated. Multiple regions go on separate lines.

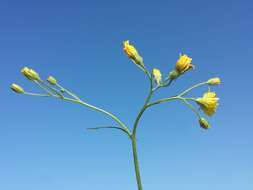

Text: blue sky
xmin=0 ymin=0 xmax=252 ymax=189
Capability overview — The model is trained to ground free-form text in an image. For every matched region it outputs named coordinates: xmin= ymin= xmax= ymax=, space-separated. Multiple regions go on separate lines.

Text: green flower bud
xmin=21 ymin=67 xmax=40 ymax=81
xmin=10 ymin=83 xmax=24 ymax=94
xmin=207 ymin=77 xmax=221 ymax=85
xmin=47 ymin=76 xmax=57 ymax=85
xmin=199 ymin=117 xmax=211 ymax=129
xmin=168 ymin=69 xmax=179 ymax=80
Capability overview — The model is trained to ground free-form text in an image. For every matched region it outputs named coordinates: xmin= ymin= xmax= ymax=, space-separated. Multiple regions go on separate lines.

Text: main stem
xmin=131 ymin=136 xmax=142 ymax=190
xmin=131 ymin=72 xmax=153 ymax=190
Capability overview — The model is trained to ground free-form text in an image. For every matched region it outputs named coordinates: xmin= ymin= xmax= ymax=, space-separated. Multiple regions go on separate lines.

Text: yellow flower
xmin=207 ymin=77 xmax=221 ymax=85
xmin=47 ymin=76 xmax=57 ymax=85
xmin=152 ymin=68 xmax=162 ymax=85
xmin=199 ymin=117 xmax=211 ymax=129
xmin=196 ymin=91 xmax=219 ymax=116
xmin=21 ymin=67 xmax=40 ymax=81
xmin=175 ymin=54 xmax=194 ymax=74
xmin=123 ymin=40 xmax=144 ymax=66
xmin=10 ymin=83 xmax=24 ymax=94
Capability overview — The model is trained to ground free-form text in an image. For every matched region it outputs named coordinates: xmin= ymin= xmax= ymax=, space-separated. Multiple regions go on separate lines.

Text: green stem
xmin=24 ymin=92 xmax=51 ymax=97
xmin=87 ymin=126 xmax=130 ymax=137
xmin=34 ymin=80 xmax=55 ymax=96
xmin=178 ymin=82 xmax=207 ymax=97
xmin=131 ymin=72 xmax=153 ymax=190
xmin=180 ymin=98 xmax=201 ymax=118
xmin=147 ymin=96 xmax=180 ymax=107
xmin=56 ymin=83 xmax=80 ymax=100
xmin=63 ymin=97 xmax=131 ymax=136
xmin=40 ymin=81 xmax=64 ymax=98
xmin=147 ymin=96 xmax=200 ymax=118
xmin=132 ymin=76 xmax=153 ymax=136
xmin=131 ymin=136 xmax=142 ymax=190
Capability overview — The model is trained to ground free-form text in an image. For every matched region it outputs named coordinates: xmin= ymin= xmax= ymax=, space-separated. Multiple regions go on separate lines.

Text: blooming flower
xmin=196 ymin=91 xmax=219 ymax=116
xmin=10 ymin=83 xmax=24 ymax=94
xmin=152 ymin=68 xmax=162 ymax=85
xmin=123 ymin=40 xmax=144 ymax=66
xmin=21 ymin=67 xmax=40 ymax=81
xmin=175 ymin=54 xmax=194 ymax=74
xmin=207 ymin=77 xmax=221 ymax=85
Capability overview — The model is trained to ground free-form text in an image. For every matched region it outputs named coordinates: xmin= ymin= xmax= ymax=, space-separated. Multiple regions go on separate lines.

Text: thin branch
xmin=180 ymin=98 xmax=201 ymax=118
xmin=24 ymin=92 xmax=51 ymax=97
xmin=178 ymin=82 xmax=207 ymax=97
xmin=56 ymin=83 xmax=80 ymax=100
xmin=39 ymin=80 xmax=64 ymax=98
xmin=62 ymin=97 xmax=131 ymax=136
xmin=87 ymin=126 xmax=131 ymax=137
xmin=33 ymin=80 xmax=55 ymax=97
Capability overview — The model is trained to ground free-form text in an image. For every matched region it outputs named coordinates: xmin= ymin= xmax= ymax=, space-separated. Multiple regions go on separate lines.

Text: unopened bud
xmin=199 ymin=117 xmax=211 ymax=129
xmin=168 ymin=69 xmax=179 ymax=80
xmin=207 ymin=77 xmax=221 ymax=85
xmin=47 ymin=76 xmax=57 ymax=85
xmin=152 ymin=68 xmax=162 ymax=85
xmin=123 ymin=40 xmax=144 ymax=67
xmin=21 ymin=67 xmax=40 ymax=81
xmin=10 ymin=83 xmax=24 ymax=94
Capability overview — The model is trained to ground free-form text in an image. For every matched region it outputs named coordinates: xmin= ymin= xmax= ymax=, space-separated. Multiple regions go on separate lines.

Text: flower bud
xmin=207 ymin=77 xmax=221 ymax=85
xmin=47 ymin=76 xmax=57 ymax=85
xmin=168 ymin=69 xmax=179 ymax=80
xmin=21 ymin=67 xmax=40 ymax=81
xmin=152 ymin=68 xmax=162 ymax=85
xmin=199 ymin=117 xmax=211 ymax=129
xmin=123 ymin=40 xmax=144 ymax=67
xmin=10 ymin=83 xmax=24 ymax=94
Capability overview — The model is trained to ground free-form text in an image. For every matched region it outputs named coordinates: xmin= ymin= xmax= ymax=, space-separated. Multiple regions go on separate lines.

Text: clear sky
xmin=0 ymin=0 xmax=252 ymax=190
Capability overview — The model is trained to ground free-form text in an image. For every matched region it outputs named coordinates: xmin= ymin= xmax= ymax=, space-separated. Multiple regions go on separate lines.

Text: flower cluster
xmin=123 ymin=40 xmax=221 ymax=129
xmin=10 ymin=67 xmax=65 ymax=98
xmin=11 ymin=40 xmax=221 ymax=131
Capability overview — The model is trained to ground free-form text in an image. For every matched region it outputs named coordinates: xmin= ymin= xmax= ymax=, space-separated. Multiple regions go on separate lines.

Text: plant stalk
xmin=131 ymin=136 xmax=143 ymax=190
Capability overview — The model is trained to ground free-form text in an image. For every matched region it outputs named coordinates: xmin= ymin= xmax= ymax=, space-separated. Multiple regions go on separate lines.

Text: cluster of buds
xmin=123 ymin=41 xmax=195 ymax=87
xmin=123 ymin=40 xmax=221 ymax=130
xmin=10 ymin=66 xmax=61 ymax=97
xmin=11 ymin=41 xmax=221 ymax=131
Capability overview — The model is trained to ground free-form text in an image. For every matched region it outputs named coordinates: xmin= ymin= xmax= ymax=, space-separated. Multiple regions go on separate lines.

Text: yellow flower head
xmin=197 ymin=91 xmax=219 ymax=116
xmin=152 ymin=68 xmax=162 ymax=85
xmin=207 ymin=77 xmax=221 ymax=85
xmin=21 ymin=67 xmax=40 ymax=81
xmin=10 ymin=83 xmax=24 ymax=94
xmin=123 ymin=40 xmax=144 ymax=66
xmin=175 ymin=54 xmax=194 ymax=74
